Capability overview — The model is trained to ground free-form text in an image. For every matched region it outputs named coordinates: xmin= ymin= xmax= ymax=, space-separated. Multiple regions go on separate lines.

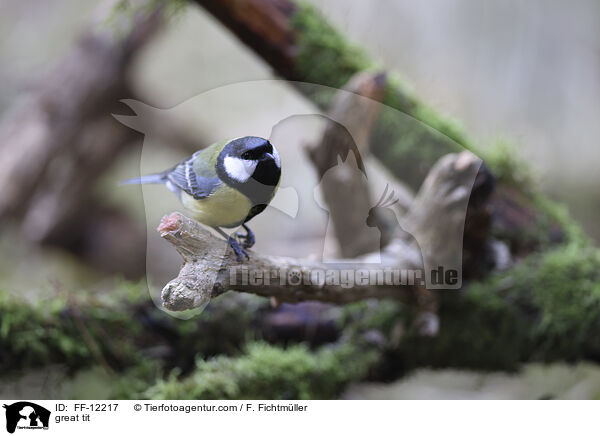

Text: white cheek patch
xmin=272 ymin=147 xmax=281 ymax=168
xmin=224 ymin=156 xmax=257 ymax=182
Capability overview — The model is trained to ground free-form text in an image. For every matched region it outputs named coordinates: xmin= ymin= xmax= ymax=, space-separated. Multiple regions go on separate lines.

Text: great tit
xmin=123 ymin=136 xmax=281 ymax=260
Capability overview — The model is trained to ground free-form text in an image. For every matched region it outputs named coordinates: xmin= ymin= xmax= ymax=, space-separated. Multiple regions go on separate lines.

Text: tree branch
xmin=158 ymin=212 xmax=418 ymax=311
xmin=158 ymin=150 xmax=484 ymax=311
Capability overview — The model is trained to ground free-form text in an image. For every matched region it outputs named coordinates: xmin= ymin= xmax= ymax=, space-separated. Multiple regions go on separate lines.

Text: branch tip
xmin=158 ymin=212 xmax=182 ymax=234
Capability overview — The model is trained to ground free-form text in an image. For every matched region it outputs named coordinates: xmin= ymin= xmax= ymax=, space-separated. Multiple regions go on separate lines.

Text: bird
xmin=122 ymin=136 xmax=281 ymax=261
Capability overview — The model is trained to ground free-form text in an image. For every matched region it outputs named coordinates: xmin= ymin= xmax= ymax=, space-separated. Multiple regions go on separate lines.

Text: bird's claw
xmin=235 ymin=234 xmax=254 ymax=249
xmin=228 ymin=237 xmax=250 ymax=262
xmin=235 ymin=226 xmax=255 ymax=249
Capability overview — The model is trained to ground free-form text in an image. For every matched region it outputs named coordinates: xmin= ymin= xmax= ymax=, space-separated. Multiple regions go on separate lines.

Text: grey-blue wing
xmin=167 ymin=156 xmax=221 ymax=200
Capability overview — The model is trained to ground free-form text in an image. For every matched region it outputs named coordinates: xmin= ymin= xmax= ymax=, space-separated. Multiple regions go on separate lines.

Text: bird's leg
xmin=228 ymin=237 xmax=250 ymax=262
xmin=235 ymin=223 xmax=255 ymax=249
xmin=213 ymin=227 xmax=249 ymax=261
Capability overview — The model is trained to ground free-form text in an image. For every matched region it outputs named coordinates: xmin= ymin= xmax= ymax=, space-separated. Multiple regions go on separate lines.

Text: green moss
xmin=0 ymin=283 xmax=269 ymax=375
xmin=291 ymin=2 xmax=371 ymax=90
xmin=474 ymin=136 xmax=586 ymax=251
xmin=338 ymin=299 xmax=403 ymax=337
xmin=143 ymin=341 xmax=379 ymax=400
xmin=480 ymin=139 xmax=535 ymax=189
xmin=397 ymin=243 xmax=600 ymax=371
xmin=370 ymin=103 xmax=465 ymax=187
xmin=0 ymin=284 xmax=148 ymax=371
xmin=109 ymin=358 xmax=164 ymax=400
xmin=107 ymin=0 xmax=188 ymax=24
xmin=532 ymin=194 xmax=587 ymax=248
xmin=379 ymin=74 xmax=471 ymax=149
xmin=515 ymin=244 xmax=600 ymax=359
xmin=167 ymin=294 xmax=268 ymax=358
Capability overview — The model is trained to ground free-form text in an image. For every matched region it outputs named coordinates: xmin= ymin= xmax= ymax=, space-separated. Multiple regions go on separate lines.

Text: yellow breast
xmin=180 ymin=186 xmax=252 ymax=228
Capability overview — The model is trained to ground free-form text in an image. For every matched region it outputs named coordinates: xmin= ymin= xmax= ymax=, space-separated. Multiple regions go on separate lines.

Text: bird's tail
xmin=120 ymin=173 xmax=166 ymax=186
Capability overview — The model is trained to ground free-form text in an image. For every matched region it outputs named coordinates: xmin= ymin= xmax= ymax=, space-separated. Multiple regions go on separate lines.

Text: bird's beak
xmin=263 ymin=153 xmax=274 ymax=161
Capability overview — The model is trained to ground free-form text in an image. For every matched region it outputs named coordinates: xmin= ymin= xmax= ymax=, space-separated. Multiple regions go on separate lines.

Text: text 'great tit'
xmin=123 ymin=136 xmax=281 ymax=261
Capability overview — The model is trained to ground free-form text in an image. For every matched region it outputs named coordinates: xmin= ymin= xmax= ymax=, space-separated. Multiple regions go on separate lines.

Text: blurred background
xmin=3 ymin=0 xmax=599 ymax=239
xmin=315 ymin=0 xmax=600 ymax=241
xmin=1 ymin=0 xmax=599 ymax=400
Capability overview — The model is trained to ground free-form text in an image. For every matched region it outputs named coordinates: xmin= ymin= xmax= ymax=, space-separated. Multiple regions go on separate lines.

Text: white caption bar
xmin=0 ymin=400 xmax=594 ymax=435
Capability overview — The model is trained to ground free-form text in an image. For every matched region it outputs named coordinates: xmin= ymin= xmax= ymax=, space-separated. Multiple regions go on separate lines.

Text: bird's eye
xmin=242 ymin=151 xmax=252 ymax=159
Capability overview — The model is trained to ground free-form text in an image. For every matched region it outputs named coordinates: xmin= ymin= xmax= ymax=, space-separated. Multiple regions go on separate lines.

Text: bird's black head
xmin=217 ymin=136 xmax=281 ymax=203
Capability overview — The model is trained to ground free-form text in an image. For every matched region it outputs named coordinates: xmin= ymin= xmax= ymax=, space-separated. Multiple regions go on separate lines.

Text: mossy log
xmin=0 ymin=284 xmax=265 ymax=375
xmin=141 ymin=341 xmax=380 ymax=400
xmin=0 ymin=283 xmax=388 ymax=399
xmin=395 ymin=244 xmax=600 ymax=371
